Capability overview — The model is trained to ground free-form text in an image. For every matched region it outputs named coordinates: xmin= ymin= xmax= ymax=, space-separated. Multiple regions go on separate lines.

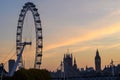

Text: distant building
xmin=8 ymin=59 xmax=15 ymax=74
xmin=51 ymin=50 xmax=120 ymax=80
xmin=95 ymin=49 xmax=101 ymax=72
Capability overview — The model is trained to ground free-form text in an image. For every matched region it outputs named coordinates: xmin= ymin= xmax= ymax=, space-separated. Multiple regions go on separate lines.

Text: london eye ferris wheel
xmin=16 ymin=2 xmax=43 ymax=69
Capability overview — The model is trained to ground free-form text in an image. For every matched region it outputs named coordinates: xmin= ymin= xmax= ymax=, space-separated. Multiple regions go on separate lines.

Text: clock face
xmin=95 ymin=59 xmax=100 ymax=63
xmin=97 ymin=59 xmax=101 ymax=63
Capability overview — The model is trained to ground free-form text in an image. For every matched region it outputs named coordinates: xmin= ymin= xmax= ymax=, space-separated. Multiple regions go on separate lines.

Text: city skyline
xmin=0 ymin=0 xmax=120 ymax=71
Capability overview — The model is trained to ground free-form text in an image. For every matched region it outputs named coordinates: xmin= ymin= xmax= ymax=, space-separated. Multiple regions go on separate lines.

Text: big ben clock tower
xmin=95 ymin=49 xmax=101 ymax=72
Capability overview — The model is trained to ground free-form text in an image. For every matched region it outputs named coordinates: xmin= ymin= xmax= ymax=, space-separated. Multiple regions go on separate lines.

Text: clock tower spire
xmin=95 ymin=49 xmax=101 ymax=72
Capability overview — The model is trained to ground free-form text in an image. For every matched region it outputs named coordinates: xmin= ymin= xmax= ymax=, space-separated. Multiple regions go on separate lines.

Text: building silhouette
xmin=51 ymin=50 xmax=120 ymax=80
xmin=8 ymin=59 xmax=15 ymax=75
xmin=64 ymin=54 xmax=72 ymax=68
xmin=63 ymin=52 xmax=79 ymax=77
xmin=95 ymin=49 xmax=101 ymax=72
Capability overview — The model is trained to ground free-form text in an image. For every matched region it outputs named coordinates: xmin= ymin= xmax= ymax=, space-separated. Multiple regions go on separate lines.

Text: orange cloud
xmin=44 ymin=22 xmax=120 ymax=52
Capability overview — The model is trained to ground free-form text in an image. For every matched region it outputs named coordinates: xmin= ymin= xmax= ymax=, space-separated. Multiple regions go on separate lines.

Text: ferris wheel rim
xmin=16 ymin=2 xmax=43 ymax=69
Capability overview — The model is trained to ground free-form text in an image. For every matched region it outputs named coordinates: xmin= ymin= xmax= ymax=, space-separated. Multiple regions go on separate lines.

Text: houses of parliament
xmin=51 ymin=49 xmax=120 ymax=80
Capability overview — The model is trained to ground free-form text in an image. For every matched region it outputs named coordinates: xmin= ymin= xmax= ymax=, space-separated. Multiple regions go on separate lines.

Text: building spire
xmin=73 ymin=57 xmax=77 ymax=69
xmin=96 ymin=49 xmax=99 ymax=56
xmin=74 ymin=57 xmax=76 ymax=65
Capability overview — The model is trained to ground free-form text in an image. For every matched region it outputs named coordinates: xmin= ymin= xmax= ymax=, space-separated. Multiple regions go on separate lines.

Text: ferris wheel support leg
xmin=9 ymin=42 xmax=31 ymax=77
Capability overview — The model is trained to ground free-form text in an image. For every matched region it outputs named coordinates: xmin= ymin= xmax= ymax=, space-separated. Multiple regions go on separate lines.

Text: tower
xmin=64 ymin=54 xmax=73 ymax=68
xmin=63 ymin=51 xmax=72 ymax=67
xmin=63 ymin=51 xmax=73 ymax=77
xmin=95 ymin=49 xmax=101 ymax=72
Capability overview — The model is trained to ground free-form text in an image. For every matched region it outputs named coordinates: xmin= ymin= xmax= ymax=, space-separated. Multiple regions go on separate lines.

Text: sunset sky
xmin=1 ymin=0 xmax=120 ymax=71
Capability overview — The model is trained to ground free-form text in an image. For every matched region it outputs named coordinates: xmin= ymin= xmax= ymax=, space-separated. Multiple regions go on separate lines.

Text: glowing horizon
xmin=1 ymin=0 xmax=120 ymax=71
